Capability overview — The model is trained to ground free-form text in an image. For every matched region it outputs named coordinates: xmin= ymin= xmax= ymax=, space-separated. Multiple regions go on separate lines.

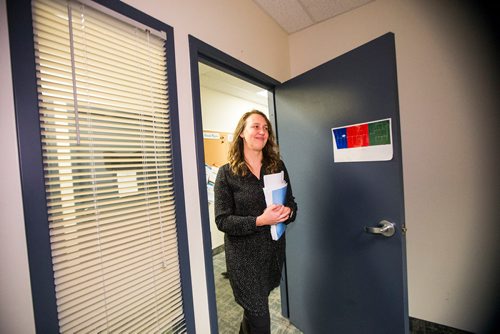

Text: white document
xmin=263 ymin=171 xmax=284 ymax=190
xmin=263 ymin=171 xmax=287 ymax=240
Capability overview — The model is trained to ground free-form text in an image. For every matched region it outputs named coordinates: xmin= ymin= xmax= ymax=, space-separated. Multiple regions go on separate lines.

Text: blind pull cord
xmin=67 ymin=2 xmax=80 ymax=145
xmin=146 ymin=29 xmax=168 ymax=270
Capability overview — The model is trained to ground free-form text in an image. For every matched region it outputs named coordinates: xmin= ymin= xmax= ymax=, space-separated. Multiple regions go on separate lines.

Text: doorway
xmin=197 ymin=61 xmax=301 ymax=333
xmin=198 ymin=61 xmax=270 ymax=255
xmin=199 ymin=61 xmax=267 ymax=333
xmin=189 ymin=36 xmax=281 ymax=333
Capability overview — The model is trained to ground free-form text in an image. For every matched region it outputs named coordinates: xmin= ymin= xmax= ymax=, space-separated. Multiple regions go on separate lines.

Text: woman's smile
xmin=241 ymin=114 xmax=269 ymax=151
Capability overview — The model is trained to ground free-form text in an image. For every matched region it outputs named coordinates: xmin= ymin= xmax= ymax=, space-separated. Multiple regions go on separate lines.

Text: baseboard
xmin=212 ymin=244 xmax=225 ymax=256
xmin=410 ymin=317 xmax=473 ymax=334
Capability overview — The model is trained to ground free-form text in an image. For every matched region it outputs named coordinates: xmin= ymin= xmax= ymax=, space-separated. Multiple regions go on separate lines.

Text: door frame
xmin=188 ymin=36 xmax=281 ymax=332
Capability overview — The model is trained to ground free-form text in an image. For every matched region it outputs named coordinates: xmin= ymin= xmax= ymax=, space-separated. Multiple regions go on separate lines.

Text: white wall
xmin=201 ymin=88 xmax=268 ymax=134
xmin=288 ymin=0 xmax=499 ymax=332
xmin=0 ymin=0 xmax=36 ymax=332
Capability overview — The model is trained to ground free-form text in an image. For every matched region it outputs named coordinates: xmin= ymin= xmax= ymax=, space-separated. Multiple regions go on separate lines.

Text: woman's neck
xmin=244 ymin=149 xmax=263 ymax=178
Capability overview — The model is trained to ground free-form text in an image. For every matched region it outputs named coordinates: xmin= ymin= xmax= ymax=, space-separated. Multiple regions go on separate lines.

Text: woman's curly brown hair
xmin=228 ymin=110 xmax=281 ymax=176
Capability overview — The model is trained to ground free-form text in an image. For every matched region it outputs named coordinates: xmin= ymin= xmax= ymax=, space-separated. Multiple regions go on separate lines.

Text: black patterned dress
xmin=214 ymin=161 xmax=297 ymax=316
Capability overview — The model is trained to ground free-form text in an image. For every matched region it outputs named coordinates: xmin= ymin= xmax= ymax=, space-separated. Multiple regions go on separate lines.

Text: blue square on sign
xmin=333 ymin=128 xmax=348 ymax=149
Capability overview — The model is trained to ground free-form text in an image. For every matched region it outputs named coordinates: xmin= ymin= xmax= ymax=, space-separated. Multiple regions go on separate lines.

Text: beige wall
xmin=289 ymin=0 xmax=498 ymax=332
xmin=0 ymin=0 xmax=36 ymax=332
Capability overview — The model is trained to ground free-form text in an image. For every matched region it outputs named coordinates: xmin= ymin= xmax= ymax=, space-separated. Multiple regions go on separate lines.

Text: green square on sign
xmin=368 ymin=120 xmax=390 ymax=146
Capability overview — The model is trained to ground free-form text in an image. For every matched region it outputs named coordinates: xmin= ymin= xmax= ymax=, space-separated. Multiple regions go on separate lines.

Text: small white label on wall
xmin=203 ymin=132 xmax=220 ymax=139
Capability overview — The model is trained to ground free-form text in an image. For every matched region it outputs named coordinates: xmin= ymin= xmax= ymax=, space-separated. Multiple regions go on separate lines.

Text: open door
xmin=275 ymin=33 xmax=409 ymax=333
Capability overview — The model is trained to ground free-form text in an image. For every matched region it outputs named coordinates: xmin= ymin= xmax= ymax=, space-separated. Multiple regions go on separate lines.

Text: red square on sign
xmin=347 ymin=124 xmax=369 ymax=148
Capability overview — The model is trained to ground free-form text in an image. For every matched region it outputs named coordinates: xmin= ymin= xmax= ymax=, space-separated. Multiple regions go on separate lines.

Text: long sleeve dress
xmin=214 ymin=160 xmax=297 ymax=316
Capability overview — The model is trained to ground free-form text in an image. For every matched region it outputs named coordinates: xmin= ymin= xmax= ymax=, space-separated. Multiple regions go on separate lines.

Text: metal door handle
xmin=365 ymin=220 xmax=395 ymax=237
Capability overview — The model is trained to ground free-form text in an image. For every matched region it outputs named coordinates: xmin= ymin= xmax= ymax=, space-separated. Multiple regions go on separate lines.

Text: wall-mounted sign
xmin=332 ymin=118 xmax=393 ymax=162
xmin=203 ymin=132 xmax=221 ymax=140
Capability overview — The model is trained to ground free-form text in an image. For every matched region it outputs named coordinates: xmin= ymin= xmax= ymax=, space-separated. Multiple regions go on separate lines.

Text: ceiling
xmin=199 ymin=1 xmax=375 ymax=104
xmin=252 ymin=0 xmax=374 ymax=34
xmin=199 ymin=63 xmax=269 ymax=106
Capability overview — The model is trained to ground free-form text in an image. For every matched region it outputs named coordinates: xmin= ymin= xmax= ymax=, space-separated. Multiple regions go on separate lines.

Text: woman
xmin=214 ymin=110 xmax=298 ymax=334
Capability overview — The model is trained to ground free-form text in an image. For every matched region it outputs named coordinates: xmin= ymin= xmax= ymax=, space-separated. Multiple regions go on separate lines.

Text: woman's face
xmin=240 ymin=113 xmax=269 ymax=152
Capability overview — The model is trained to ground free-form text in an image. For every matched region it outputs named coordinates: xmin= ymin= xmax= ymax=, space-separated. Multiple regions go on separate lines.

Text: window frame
xmin=6 ymin=0 xmax=194 ymax=332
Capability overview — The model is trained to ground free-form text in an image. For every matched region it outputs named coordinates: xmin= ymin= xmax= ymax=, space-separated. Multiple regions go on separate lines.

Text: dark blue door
xmin=275 ymin=33 xmax=409 ymax=334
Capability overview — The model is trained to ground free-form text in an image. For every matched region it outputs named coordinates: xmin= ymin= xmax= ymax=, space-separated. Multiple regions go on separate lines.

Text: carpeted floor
xmin=212 ymin=251 xmax=473 ymax=334
xmin=213 ymin=251 xmax=302 ymax=334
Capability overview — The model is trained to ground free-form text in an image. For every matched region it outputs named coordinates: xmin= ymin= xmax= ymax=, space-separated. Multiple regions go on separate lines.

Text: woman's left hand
xmin=256 ymin=205 xmax=292 ymax=226
xmin=277 ymin=206 xmax=292 ymax=223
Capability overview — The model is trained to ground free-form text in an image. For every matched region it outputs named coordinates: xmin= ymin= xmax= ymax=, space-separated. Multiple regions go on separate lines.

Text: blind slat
xmin=38 ymin=78 xmax=169 ymax=106
xmin=39 ymin=111 xmax=171 ymax=127
xmin=48 ymin=195 xmax=175 ymax=223
xmin=58 ymin=264 xmax=182 ymax=310
xmin=45 ymin=168 xmax=171 ymax=184
xmin=37 ymin=58 xmax=169 ymax=94
xmin=53 ymin=237 xmax=180 ymax=280
xmin=51 ymin=216 xmax=177 ymax=250
xmin=49 ymin=201 xmax=175 ymax=228
xmin=54 ymin=248 xmax=181 ymax=296
xmin=40 ymin=109 xmax=171 ymax=127
xmin=46 ymin=174 xmax=172 ymax=193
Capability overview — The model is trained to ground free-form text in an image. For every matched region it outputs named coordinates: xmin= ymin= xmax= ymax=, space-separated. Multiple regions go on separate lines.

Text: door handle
xmin=365 ymin=220 xmax=395 ymax=237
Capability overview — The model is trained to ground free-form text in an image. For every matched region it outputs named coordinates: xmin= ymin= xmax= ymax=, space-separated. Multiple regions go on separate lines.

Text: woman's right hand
xmin=256 ymin=205 xmax=291 ymax=226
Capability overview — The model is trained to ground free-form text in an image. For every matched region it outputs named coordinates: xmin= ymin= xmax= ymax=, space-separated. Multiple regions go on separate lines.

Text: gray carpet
xmin=213 ymin=251 xmax=470 ymax=334
xmin=213 ymin=251 xmax=302 ymax=334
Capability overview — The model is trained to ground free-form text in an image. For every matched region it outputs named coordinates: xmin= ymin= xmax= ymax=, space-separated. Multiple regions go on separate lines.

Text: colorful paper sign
xmin=332 ymin=118 xmax=393 ymax=162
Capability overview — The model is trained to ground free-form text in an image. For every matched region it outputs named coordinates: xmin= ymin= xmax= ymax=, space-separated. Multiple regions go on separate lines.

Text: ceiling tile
xmin=300 ymin=0 xmax=373 ymax=22
xmin=253 ymin=0 xmax=314 ymax=33
xmin=253 ymin=0 xmax=374 ymax=33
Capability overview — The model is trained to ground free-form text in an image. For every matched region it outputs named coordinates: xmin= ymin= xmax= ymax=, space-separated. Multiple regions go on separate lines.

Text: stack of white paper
xmin=205 ymin=165 xmax=219 ymax=203
xmin=263 ymin=171 xmax=287 ymax=240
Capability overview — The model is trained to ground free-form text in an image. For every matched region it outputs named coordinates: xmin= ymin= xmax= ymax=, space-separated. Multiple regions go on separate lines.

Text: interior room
xmin=198 ymin=62 xmax=301 ymax=333
xmin=1 ymin=0 xmax=498 ymax=333
xmin=198 ymin=62 xmax=270 ymax=255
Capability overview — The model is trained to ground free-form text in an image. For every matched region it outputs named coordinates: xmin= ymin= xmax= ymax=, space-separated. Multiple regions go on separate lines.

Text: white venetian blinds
xmin=31 ymin=0 xmax=186 ymax=332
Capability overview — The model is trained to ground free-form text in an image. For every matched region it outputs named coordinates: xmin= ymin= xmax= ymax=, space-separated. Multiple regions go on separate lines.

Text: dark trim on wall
xmin=192 ymin=37 xmax=280 ymax=90
xmin=6 ymin=0 xmax=194 ymax=332
xmin=7 ymin=0 xmax=59 ymax=331
xmin=188 ymin=34 xmax=281 ymax=333
xmin=188 ymin=37 xmax=219 ymax=334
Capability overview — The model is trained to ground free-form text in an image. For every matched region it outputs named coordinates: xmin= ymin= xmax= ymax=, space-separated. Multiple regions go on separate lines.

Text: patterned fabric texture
xmin=213 ymin=251 xmax=302 ymax=333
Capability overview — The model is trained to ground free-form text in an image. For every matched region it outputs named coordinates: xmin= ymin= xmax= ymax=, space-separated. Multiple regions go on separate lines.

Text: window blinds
xmin=32 ymin=0 xmax=186 ymax=332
